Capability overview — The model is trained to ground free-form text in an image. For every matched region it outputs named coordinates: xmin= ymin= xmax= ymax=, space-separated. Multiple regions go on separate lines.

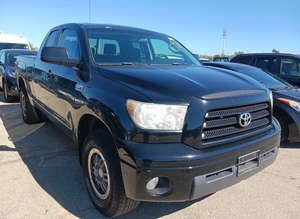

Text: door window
xmin=254 ymin=58 xmax=277 ymax=73
xmin=58 ymin=29 xmax=80 ymax=59
xmin=45 ymin=30 xmax=59 ymax=46
xmin=0 ymin=51 xmax=4 ymax=64
xmin=281 ymin=58 xmax=300 ymax=76
xmin=235 ymin=58 xmax=250 ymax=64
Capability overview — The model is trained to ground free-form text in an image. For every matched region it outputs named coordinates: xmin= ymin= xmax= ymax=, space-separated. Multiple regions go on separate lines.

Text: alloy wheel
xmin=88 ymin=147 xmax=110 ymax=199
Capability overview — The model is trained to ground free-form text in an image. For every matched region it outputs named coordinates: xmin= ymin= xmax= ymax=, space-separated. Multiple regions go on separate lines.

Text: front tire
xmin=82 ymin=129 xmax=139 ymax=217
xmin=273 ymin=112 xmax=288 ymax=142
xmin=20 ymin=86 xmax=41 ymax=124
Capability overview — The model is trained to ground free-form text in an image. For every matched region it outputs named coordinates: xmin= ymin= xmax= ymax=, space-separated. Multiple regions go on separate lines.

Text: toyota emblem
xmin=239 ymin=112 xmax=252 ymax=127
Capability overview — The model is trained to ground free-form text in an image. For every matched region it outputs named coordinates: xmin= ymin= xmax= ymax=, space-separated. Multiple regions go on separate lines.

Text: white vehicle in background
xmin=0 ymin=29 xmax=31 ymax=50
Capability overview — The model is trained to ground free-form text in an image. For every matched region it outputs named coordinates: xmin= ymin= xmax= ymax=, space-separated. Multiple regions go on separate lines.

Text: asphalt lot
xmin=0 ymin=92 xmax=299 ymax=219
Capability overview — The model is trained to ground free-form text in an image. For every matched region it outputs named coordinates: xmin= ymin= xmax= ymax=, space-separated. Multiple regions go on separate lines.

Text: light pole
xmin=222 ymin=28 xmax=227 ymax=57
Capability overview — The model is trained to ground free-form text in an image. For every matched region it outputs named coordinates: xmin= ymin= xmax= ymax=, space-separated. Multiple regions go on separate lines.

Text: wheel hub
xmin=88 ymin=147 xmax=110 ymax=199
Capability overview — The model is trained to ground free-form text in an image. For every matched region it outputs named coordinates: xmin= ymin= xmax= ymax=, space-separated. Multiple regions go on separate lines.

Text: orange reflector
xmin=127 ymin=102 xmax=136 ymax=116
xmin=278 ymin=98 xmax=291 ymax=106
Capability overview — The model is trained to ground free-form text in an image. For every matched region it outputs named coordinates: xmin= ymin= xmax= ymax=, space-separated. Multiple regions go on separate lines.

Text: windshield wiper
xmin=98 ymin=62 xmax=149 ymax=66
xmin=98 ymin=63 xmax=123 ymax=66
xmin=122 ymin=62 xmax=149 ymax=65
xmin=276 ymin=86 xmax=294 ymax=91
xmin=172 ymin=63 xmax=191 ymax=66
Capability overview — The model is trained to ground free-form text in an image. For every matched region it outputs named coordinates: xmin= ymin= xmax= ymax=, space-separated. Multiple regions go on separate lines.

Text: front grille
xmin=202 ymin=103 xmax=271 ymax=145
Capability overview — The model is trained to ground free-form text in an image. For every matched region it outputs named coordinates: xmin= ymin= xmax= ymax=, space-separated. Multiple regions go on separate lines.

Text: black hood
xmin=99 ymin=65 xmax=265 ymax=104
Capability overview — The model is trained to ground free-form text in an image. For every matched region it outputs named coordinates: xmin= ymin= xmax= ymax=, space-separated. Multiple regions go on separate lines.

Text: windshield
xmin=233 ymin=65 xmax=291 ymax=89
xmin=84 ymin=27 xmax=200 ymax=66
xmin=0 ymin=43 xmax=29 ymax=50
xmin=6 ymin=51 xmax=37 ymax=66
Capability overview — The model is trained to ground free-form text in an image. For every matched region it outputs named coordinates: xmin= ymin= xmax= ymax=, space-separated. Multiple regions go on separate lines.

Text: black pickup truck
xmin=16 ymin=23 xmax=280 ymax=217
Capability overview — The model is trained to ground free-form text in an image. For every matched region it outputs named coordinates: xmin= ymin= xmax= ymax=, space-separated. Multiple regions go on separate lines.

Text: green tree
xmin=234 ymin=51 xmax=245 ymax=56
xmin=272 ymin=49 xmax=280 ymax=53
xmin=29 ymin=42 xmax=36 ymax=50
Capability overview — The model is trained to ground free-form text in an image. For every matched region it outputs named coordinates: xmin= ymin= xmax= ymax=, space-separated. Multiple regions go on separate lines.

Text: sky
xmin=1 ymin=0 xmax=299 ymax=56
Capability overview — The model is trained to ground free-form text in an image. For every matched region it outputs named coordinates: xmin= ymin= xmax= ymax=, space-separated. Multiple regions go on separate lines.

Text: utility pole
xmin=222 ymin=28 xmax=227 ymax=57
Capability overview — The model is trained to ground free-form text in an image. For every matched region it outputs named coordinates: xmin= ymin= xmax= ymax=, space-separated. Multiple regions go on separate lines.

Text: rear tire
xmin=82 ymin=129 xmax=139 ymax=217
xmin=3 ymin=80 xmax=15 ymax=102
xmin=20 ymin=86 xmax=41 ymax=124
xmin=273 ymin=112 xmax=288 ymax=142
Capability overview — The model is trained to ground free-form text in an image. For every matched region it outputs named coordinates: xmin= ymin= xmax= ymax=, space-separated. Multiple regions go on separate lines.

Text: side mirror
xmin=0 ymin=61 xmax=4 ymax=66
xmin=41 ymin=46 xmax=79 ymax=67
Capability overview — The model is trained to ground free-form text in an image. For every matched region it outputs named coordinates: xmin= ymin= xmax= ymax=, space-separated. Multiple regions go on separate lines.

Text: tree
xmin=234 ymin=51 xmax=245 ymax=56
xmin=272 ymin=49 xmax=280 ymax=53
xmin=29 ymin=42 xmax=36 ymax=50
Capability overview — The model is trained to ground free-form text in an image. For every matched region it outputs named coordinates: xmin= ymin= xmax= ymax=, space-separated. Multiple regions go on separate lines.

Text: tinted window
xmin=254 ymin=57 xmax=277 ymax=73
xmin=0 ymin=43 xmax=29 ymax=50
xmin=58 ymin=29 xmax=79 ymax=59
xmin=45 ymin=30 xmax=59 ymax=46
xmin=281 ymin=58 xmax=300 ymax=76
xmin=0 ymin=51 xmax=4 ymax=64
xmin=235 ymin=58 xmax=250 ymax=64
xmin=6 ymin=51 xmax=38 ymax=66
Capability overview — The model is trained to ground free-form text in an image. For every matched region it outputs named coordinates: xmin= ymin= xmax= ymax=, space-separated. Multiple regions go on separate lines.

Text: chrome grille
xmin=202 ymin=103 xmax=271 ymax=143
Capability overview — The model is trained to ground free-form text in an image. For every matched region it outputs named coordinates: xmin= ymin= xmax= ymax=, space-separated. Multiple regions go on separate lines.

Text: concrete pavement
xmin=0 ymin=93 xmax=299 ymax=219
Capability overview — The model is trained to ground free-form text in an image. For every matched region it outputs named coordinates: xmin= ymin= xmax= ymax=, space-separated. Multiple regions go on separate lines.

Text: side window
xmin=0 ymin=52 xmax=5 ymax=64
xmin=58 ymin=29 xmax=80 ymax=59
xmin=45 ymin=30 xmax=59 ymax=46
xmin=235 ymin=58 xmax=250 ymax=64
xmin=254 ymin=58 xmax=277 ymax=73
xmin=281 ymin=58 xmax=300 ymax=76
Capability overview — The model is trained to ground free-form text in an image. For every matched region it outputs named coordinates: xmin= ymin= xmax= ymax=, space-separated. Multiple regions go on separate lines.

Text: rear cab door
xmin=31 ymin=28 xmax=60 ymax=107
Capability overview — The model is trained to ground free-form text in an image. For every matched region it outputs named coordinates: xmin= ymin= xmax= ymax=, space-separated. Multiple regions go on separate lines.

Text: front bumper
xmin=116 ymin=120 xmax=280 ymax=202
xmin=6 ymin=77 xmax=19 ymax=96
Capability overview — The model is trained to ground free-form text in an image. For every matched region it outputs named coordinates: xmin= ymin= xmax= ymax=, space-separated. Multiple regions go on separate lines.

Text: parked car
xmin=230 ymin=53 xmax=300 ymax=86
xmin=192 ymin=54 xmax=210 ymax=62
xmin=213 ymin=56 xmax=230 ymax=62
xmin=200 ymin=57 xmax=210 ymax=62
xmin=0 ymin=49 xmax=37 ymax=102
xmin=202 ymin=61 xmax=300 ymax=142
xmin=16 ymin=23 xmax=280 ymax=217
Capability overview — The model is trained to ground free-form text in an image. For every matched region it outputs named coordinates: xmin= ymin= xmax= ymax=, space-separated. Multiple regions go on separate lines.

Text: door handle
xmin=46 ymin=70 xmax=53 ymax=78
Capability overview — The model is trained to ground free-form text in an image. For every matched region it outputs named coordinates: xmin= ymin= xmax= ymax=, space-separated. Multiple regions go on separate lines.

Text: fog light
xmin=146 ymin=177 xmax=172 ymax=197
xmin=146 ymin=177 xmax=159 ymax=190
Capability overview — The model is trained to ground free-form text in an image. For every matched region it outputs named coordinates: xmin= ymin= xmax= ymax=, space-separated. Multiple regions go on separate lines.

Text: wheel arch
xmin=77 ymin=113 xmax=117 ymax=166
xmin=273 ymin=106 xmax=294 ymax=125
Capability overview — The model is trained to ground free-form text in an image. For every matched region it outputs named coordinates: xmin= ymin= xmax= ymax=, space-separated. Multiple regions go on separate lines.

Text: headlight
xmin=7 ymin=70 xmax=17 ymax=78
xmin=278 ymin=98 xmax=300 ymax=113
xmin=126 ymin=99 xmax=188 ymax=130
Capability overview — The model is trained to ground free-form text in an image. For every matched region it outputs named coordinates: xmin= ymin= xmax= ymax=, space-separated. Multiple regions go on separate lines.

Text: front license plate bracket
xmin=237 ymin=150 xmax=260 ymax=176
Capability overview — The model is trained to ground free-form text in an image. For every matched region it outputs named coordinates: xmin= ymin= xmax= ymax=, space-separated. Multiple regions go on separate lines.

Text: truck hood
xmin=98 ymin=65 xmax=263 ymax=104
xmin=274 ymin=88 xmax=300 ymax=101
